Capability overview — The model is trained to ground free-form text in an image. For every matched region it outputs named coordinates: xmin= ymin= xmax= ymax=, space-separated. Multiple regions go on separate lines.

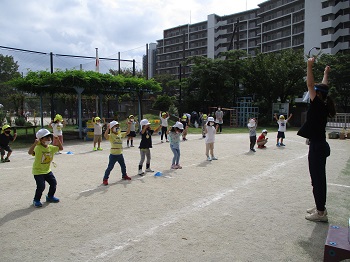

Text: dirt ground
xmin=1 ymin=130 xmax=349 ymax=262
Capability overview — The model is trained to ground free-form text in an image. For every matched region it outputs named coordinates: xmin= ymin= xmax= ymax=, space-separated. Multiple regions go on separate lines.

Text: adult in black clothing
xmin=298 ymin=57 xmax=336 ymax=222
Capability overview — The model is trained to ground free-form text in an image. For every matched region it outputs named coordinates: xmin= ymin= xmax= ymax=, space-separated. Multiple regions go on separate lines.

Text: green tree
xmin=0 ymin=54 xmax=21 ymax=111
xmin=315 ymin=52 xmax=350 ymax=113
xmin=183 ymin=50 xmax=246 ymax=113
xmin=242 ymin=49 xmax=305 ymax=116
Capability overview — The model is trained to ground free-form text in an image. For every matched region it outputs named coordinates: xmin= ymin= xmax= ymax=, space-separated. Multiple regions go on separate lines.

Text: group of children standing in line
xmin=1 ymin=110 xmax=294 ymax=209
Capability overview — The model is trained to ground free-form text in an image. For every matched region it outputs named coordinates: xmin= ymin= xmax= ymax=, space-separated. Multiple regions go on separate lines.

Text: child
xmin=137 ymin=119 xmax=161 ymax=175
xmin=159 ymin=111 xmax=169 ymax=143
xmin=103 ymin=121 xmax=131 ymax=185
xmin=92 ymin=116 xmax=105 ymax=151
xmin=247 ymin=118 xmax=257 ymax=152
xmin=274 ymin=113 xmax=293 ymax=146
xmin=180 ymin=115 xmax=189 ymax=141
xmin=126 ymin=115 xmax=138 ymax=147
xmin=167 ymin=121 xmax=184 ymax=169
xmin=0 ymin=125 xmax=17 ymax=162
xmin=200 ymin=114 xmax=208 ymax=138
xmin=257 ymin=129 xmax=268 ymax=149
xmin=28 ymin=129 xmax=63 ymax=207
xmin=205 ymin=117 xmax=218 ymax=161
xmin=49 ymin=114 xmax=65 ymax=151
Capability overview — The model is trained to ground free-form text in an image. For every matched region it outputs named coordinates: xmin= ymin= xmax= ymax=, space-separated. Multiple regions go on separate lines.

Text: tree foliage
xmin=8 ymin=70 xmax=162 ymax=95
xmin=314 ymin=52 xmax=350 ymax=113
xmin=242 ymin=49 xmax=305 ymax=110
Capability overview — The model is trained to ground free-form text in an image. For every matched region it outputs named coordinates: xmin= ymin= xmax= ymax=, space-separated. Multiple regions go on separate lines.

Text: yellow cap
xmin=162 ymin=112 xmax=167 ymax=116
xmin=54 ymin=114 xmax=63 ymax=121
xmin=94 ymin=117 xmax=101 ymax=121
xmin=2 ymin=124 xmax=11 ymax=131
xmin=129 ymin=115 xmax=134 ymax=118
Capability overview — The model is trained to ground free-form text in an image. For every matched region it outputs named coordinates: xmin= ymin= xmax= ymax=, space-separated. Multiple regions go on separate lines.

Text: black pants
xmin=34 ymin=172 xmax=57 ymax=201
xmin=161 ymin=126 xmax=167 ymax=140
xmin=250 ymin=135 xmax=256 ymax=149
xmin=308 ymin=140 xmax=330 ymax=212
xmin=216 ymin=123 xmax=223 ymax=133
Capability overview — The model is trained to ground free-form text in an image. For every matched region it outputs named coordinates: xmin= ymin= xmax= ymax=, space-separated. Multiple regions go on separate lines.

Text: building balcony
xmin=320 ymin=1 xmax=350 ymax=16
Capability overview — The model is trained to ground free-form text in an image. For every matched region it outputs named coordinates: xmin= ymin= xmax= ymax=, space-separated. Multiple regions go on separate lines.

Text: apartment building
xmin=153 ymin=0 xmax=349 ymax=77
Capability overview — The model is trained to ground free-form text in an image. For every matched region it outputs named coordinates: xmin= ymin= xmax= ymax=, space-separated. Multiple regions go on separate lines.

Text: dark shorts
xmin=277 ymin=131 xmax=285 ymax=139
xmin=127 ymin=131 xmax=136 ymax=137
xmin=0 ymin=145 xmax=12 ymax=155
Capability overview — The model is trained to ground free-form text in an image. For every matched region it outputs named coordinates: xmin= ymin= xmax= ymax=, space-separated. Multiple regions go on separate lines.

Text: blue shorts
xmin=277 ymin=131 xmax=285 ymax=139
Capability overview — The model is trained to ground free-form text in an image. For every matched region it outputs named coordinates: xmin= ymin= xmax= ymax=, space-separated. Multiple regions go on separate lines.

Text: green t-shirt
xmin=32 ymin=144 xmax=59 ymax=175
xmin=108 ymin=132 xmax=127 ymax=155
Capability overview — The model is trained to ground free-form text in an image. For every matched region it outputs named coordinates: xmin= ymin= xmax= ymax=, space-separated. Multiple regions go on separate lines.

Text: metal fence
xmin=327 ymin=113 xmax=349 ymax=128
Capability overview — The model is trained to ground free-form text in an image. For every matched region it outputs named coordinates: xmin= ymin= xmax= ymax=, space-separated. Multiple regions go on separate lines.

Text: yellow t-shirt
xmin=108 ymin=132 xmax=127 ymax=155
xmin=32 ymin=144 xmax=59 ymax=175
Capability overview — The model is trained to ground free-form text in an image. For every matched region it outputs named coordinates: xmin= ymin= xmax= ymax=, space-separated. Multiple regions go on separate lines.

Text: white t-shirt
xmin=205 ymin=125 xmax=216 ymax=143
xmin=51 ymin=122 xmax=63 ymax=136
xmin=277 ymin=120 xmax=288 ymax=132
xmin=94 ymin=123 xmax=103 ymax=135
xmin=160 ymin=116 xmax=169 ymax=127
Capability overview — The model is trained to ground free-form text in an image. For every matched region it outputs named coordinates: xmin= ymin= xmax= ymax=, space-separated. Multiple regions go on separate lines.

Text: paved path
xmin=0 ymin=131 xmax=349 ymax=261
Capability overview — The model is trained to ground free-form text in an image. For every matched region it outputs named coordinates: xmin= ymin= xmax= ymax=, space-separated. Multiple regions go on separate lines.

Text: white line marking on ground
xmin=0 ymin=166 xmax=32 ymax=170
xmin=87 ymin=153 xmax=308 ymax=261
xmin=328 ymin=183 xmax=350 ymax=188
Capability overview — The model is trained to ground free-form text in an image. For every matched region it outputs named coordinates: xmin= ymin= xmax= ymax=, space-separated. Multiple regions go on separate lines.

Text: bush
xmin=15 ymin=117 xmax=26 ymax=126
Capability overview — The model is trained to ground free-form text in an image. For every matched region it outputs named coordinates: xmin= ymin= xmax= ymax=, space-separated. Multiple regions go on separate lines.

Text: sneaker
xmin=103 ymin=179 xmax=108 ymax=185
xmin=250 ymin=148 xmax=256 ymax=152
xmin=93 ymin=147 xmax=97 ymax=151
xmin=176 ymin=165 xmax=183 ymax=169
xmin=46 ymin=195 xmax=60 ymax=203
xmin=276 ymin=143 xmax=280 ymax=147
xmin=171 ymin=164 xmax=178 ymax=169
xmin=130 ymin=145 xmax=134 ymax=147
xmin=33 ymin=200 xmax=42 ymax=207
xmin=4 ymin=158 xmax=10 ymax=162
xmin=97 ymin=148 xmax=103 ymax=151
xmin=145 ymin=168 xmax=154 ymax=172
xmin=305 ymin=211 xmax=328 ymax=222
xmin=280 ymin=143 xmax=285 ymax=146
xmin=307 ymin=207 xmax=327 ymax=215
xmin=161 ymin=140 xmax=164 ymax=143
xmin=1 ymin=159 xmax=5 ymax=163
xmin=211 ymin=156 xmax=218 ymax=160
xmin=207 ymin=156 xmax=212 ymax=161
xmin=166 ymin=140 xmax=169 ymax=142
xmin=122 ymin=174 xmax=131 ymax=180
xmin=138 ymin=170 xmax=144 ymax=176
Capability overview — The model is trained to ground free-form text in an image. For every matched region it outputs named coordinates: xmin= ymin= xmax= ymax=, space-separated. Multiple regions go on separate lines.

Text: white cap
xmin=247 ymin=119 xmax=256 ymax=127
xmin=207 ymin=116 xmax=215 ymax=122
xmin=262 ymin=129 xmax=268 ymax=133
xmin=140 ymin=119 xmax=151 ymax=127
xmin=36 ymin=129 xmax=51 ymax=139
xmin=173 ymin=121 xmax=184 ymax=129
xmin=109 ymin=121 xmax=119 ymax=129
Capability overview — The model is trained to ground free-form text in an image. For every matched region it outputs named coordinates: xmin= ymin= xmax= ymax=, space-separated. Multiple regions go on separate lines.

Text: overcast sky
xmin=0 ymin=0 xmax=263 ymax=73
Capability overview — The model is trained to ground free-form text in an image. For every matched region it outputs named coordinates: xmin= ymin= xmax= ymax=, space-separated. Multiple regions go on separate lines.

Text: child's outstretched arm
xmin=154 ymin=125 xmax=161 ymax=133
xmin=12 ymin=129 xmax=17 ymax=142
xmin=322 ymin=65 xmax=330 ymax=85
xmin=104 ymin=124 xmax=110 ymax=140
xmin=273 ymin=114 xmax=278 ymax=121
xmin=287 ymin=114 xmax=293 ymax=121
xmin=28 ymin=139 xmax=39 ymax=155
xmin=125 ymin=122 xmax=131 ymax=136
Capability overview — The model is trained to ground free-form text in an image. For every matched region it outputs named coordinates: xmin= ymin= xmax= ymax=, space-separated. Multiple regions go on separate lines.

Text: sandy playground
xmin=0 ymin=130 xmax=350 ymax=262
